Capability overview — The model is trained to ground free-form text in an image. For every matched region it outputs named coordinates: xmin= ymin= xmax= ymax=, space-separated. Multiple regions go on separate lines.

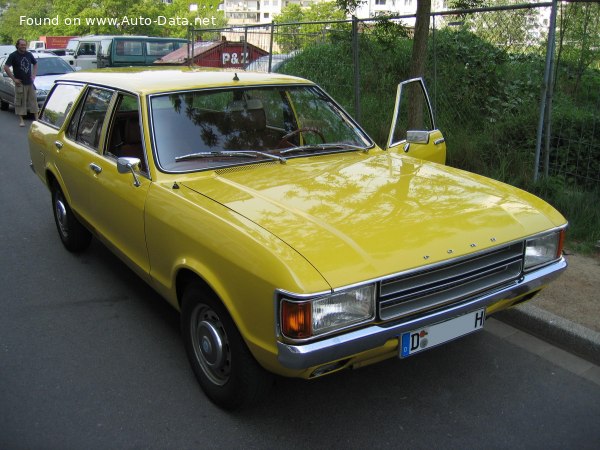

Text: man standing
xmin=3 ymin=39 xmax=38 ymax=127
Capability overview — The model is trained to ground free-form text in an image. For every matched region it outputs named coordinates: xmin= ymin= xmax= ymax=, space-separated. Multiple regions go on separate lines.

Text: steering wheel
xmin=277 ymin=127 xmax=326 ymax=148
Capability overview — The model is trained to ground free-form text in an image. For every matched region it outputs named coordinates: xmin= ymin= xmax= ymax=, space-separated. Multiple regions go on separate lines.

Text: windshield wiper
xmin=175 ymin=150 xmax=286 ymax=164
xmin=280 ymin=143 xmax=369 ymax=155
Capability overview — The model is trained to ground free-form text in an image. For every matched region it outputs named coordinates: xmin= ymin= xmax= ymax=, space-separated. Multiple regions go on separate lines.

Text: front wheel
xmin=51 ymin=184 xmax=92 ymax=252
xmin=0 ymin=98 xmax=9 ymax=111
xmin=181 ymin=282 xmax=273 ymax=410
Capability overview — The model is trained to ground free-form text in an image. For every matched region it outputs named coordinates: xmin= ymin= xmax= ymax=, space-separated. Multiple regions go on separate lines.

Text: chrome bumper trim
xmin=277 ymin=257 xmax=567 ymax=370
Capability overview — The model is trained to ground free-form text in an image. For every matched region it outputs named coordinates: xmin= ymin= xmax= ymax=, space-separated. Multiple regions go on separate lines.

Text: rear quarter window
xmin=39 ymin=84 xmax=84 ymax=129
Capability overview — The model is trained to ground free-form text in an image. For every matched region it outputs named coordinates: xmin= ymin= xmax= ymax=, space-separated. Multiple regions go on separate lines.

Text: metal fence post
xmin=242 ymin=26 xmax=248 ymax=68
xmin=352 ymin=15 xmax=361 ymax=122
xmin=268 ymin=23 xmax=275 ymax=72
xmin=187 ymin=26 xmax=191 ymax=67
xmin=534 ymin=0 xmax=558 ymax=182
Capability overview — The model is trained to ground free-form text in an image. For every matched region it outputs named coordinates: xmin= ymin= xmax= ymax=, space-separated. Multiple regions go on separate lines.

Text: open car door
xmin=385 ymin=78 xmax=446 ymax=165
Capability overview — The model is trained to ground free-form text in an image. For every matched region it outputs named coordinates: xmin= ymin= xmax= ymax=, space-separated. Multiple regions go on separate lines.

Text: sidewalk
xmin=496 ymin=251 xmax=600 ymax=365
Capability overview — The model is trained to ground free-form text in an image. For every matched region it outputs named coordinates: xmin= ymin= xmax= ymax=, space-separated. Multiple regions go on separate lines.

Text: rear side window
xmin=66 ymin=87 xmax=114 ymax=151
xmin=39 ymin=84 xmax=83 ymax=129
xmin=115 ymin=40 xmax=143 ymax=56
xmin=146 ymin=41 xmax=177 ymax=57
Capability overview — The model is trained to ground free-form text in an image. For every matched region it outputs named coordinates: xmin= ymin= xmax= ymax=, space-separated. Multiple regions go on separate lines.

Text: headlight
xmin=524 ymin=229 xmax=565 ymax=271
xmin=280 ymin=285 xmax=376 ymax=340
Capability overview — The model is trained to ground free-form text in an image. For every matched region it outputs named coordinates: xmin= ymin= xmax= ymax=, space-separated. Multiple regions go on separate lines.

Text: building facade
xmin=223 ymin=0 xmax=448 ymax=26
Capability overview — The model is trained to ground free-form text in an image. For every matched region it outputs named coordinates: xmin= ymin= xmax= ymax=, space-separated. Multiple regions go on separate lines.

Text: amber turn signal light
xmin=281 ymin=300 xmax=312 ymax=339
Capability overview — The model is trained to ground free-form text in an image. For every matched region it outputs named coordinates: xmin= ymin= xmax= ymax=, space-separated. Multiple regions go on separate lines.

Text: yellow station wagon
xmin=29 ymin=68 xmax=567 ymax=409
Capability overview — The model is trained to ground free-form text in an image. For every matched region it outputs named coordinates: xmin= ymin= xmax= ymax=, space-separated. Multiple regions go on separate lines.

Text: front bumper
xmin=277 ymin=257 xmax=567 ymax=370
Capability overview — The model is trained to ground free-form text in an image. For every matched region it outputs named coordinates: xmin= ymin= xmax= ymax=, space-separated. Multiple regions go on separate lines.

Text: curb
xmin=496 ymin=303 xmax=600 ymax=366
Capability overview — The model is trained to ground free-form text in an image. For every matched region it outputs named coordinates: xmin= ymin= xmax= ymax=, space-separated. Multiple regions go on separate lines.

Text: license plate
xmin=400 ymin=309 xmax=485 ymax=358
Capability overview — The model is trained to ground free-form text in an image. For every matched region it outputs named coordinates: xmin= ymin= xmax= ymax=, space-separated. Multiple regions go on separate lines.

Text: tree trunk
xmin=409 ymin=0 xmax=432 ymax=79
xmin=408 ymin=0 xmax=432 ymax=130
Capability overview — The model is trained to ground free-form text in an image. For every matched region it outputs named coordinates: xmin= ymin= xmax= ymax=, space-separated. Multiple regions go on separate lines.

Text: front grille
xmin=378 ymin=242 xmax=524 ymax=321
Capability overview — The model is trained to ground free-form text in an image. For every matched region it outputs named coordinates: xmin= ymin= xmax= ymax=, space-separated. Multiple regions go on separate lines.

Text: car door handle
xmin=434 ymin=138 xmax=445 ymax=145
xmin=54 ymin=140 xmax=63 ymax=150
xmin=89 ymin=163 xmax=102 ymax=174
xmin=403 ymin=143 xmax=410 ymax=153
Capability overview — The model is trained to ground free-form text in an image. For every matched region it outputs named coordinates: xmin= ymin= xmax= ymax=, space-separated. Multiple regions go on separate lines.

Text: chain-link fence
xmin=190 ymin=1 xmax=599 ymax=188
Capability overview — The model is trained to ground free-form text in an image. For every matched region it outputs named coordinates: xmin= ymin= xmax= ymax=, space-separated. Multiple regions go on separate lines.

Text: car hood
xmin=180 ymin=152 xmax=565 ymax=288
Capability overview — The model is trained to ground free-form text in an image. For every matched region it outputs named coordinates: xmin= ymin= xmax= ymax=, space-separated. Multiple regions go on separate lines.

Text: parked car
xmin=0 ymin=44 xmax=14 ymax=56
xmin=0 ymin=53 xmax=75 ymax=111
xmin=28 ymin=68 xmax=567 ymax=410
xmin=31 ymin=48 xmax=67 ymax=56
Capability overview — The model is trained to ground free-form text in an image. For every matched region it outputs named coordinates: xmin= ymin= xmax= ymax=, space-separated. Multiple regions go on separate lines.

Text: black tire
xmin=51 ymin=184 xmax=92 ymax=252
xmin=0 ymin=98 xmax=8 ymax=111
xmin=181 ymin=282 xmax=273 ymax=410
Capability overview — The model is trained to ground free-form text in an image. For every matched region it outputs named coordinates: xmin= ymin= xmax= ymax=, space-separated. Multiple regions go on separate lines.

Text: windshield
xmin=66 ymin=40 xmax=79 ymax=52
xmin=37 ymin=57 xmax=74 ymax=75
xmin=150 ymin=85 xmax=372 ymax=172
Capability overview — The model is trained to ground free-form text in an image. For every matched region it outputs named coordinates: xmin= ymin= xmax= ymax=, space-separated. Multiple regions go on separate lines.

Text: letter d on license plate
xmin=400 ymin=309 xmax=485 ymax=358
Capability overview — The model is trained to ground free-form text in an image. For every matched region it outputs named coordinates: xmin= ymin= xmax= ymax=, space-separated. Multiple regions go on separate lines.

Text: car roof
xmin=55 ymin=67 xmax=312 ymax=95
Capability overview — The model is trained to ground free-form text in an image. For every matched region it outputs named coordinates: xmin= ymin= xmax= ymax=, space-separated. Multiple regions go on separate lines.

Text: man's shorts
xmin=14 ymin=84 xmax=38 ymax=116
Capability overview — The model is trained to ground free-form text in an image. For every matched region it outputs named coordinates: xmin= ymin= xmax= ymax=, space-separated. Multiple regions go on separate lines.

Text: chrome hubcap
xmin=198 ymin=321 xmax=224 ymax=368
xmin=191 ymin=306 xmax=231 ymax=386
xmin=54 ymin=194 xmax=69 ymax=237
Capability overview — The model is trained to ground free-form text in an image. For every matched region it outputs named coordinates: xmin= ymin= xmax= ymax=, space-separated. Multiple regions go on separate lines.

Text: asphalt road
xmin=1 ymin=111 xmax=599 ymax=449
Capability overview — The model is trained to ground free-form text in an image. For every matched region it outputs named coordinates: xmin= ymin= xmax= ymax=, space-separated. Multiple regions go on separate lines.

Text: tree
xmin=555 ymin=1 xmax=600 ymax=95
xmin=447 ymin=0 xmax=544 ymax=50
xmin=448 ymin=0 xmax=485 ymax=9
xmin=0 ymin=0 xmax=226 ymax=41
xmin=334 ymin=0 xmax=366 ymax=16
xmin=273 ymin=2 xmax=346 ymax=53
xmin=405 ymin=1 xmax=431 ymax=130
xmin=409 ymin=0 xmax=431 ymax=79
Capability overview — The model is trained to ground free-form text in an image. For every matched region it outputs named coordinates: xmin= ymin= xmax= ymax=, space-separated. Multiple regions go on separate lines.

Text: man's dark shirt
xmin=6 ymin=50 xmax=37 ymax=85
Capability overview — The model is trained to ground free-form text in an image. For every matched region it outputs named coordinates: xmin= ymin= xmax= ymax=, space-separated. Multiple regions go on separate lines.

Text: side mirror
xmin=406 ymin=130 xmax=430 ymax=144
xmin=117 ymin=157 xmax=141 ymax=187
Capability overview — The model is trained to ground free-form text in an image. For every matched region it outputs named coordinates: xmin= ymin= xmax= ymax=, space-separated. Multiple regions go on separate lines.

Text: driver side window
xmin=388 ymin=79 xmax=435 ymax=147
xmin=105 ymin=93 xmax=146 ymax=173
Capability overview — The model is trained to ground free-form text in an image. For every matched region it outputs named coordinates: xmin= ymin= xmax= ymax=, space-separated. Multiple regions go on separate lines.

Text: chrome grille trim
xmin=378 ymin=242 xmax=524 ymax=321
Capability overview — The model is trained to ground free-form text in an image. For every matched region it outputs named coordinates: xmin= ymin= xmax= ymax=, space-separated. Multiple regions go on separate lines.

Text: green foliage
xmin=0 ymin=0 xmax=226 ymax=41
xmin=334 ymin=0 xmax=366 ymax=15
xmin=368 ymin=16 xmax=411 ymax=49
xmin=273 ymin=2 xmax=347 ymax=53
xmin=448 ymin=0 xmax=486 ymax=9
xmin=447 ymin=1 xmax=546 ymax=52
xmin=528 ymin=178 xmax=600 ymax=254
xmin=555 ymin=1 xmax=600 ymax=96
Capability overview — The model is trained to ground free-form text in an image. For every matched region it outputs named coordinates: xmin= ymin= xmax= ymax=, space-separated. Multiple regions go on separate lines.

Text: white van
xmin=66 ymin=35 xmax=116 ymax=70
xmin=66 ymin=35 xmax=186 ymax=70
